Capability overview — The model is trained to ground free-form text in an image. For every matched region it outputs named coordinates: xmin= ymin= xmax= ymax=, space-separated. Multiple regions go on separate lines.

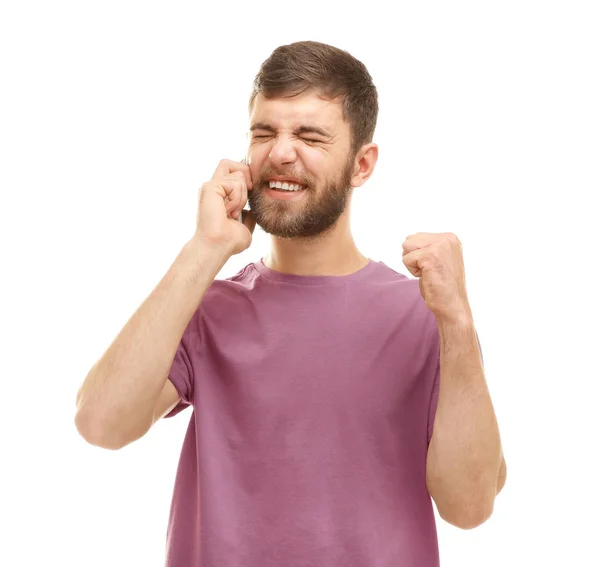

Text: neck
xmin=263 ymin=208 xmax=369 ymax=277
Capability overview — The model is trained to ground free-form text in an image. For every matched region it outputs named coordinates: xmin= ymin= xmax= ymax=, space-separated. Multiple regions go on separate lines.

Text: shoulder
xmin=370 ymin=260 xmax=438 ymax=331
xmin=369 ymin=260 xmax=426 ymax=302
xmin=198 ymin=261 xmax=258 ymax=314
xmin=206 ymin=262 xmax=258 ymax=295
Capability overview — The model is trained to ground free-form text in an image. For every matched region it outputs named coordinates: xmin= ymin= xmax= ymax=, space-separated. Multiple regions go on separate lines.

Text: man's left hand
xmin=402 ymin=232 xmax=473 ymax=324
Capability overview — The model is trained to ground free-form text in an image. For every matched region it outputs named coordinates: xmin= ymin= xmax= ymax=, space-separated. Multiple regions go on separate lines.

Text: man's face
xmin=246 ymin=91 xmax=357 ymax=239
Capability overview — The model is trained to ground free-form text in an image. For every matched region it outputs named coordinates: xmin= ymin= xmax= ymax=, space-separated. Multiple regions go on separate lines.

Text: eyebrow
xmin=249 ymin=122 xmax=333 ymax=139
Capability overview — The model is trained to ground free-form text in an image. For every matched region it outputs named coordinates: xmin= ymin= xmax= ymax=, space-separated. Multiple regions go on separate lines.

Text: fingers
xmin=219 ymin=175 xmax=248 ymax=219
xmin=212 ymin=159 xmax=253 ymax=190
xmin=211 ymin=159 xmax=252 ymax=220
xmin=232 ymin=172 xmax=248 ymax=215
xmin=402 ymin=249 xmax=423 ymax=277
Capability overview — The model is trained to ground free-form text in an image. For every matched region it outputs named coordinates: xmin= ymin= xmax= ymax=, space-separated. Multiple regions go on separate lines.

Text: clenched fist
xmin=402 ymin=232 xmax=473 ymax=324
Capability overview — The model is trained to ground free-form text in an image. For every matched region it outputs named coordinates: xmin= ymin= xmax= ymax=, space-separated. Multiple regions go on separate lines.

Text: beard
xmin=247 ymin=152 xmax=356 ymax=240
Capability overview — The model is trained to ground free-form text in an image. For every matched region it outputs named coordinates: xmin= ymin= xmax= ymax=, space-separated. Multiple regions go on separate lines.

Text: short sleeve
xmin=164 ymin=324 xmax=199 ymax=419
xmin=427 ymin=329 xmax=484 ymax=443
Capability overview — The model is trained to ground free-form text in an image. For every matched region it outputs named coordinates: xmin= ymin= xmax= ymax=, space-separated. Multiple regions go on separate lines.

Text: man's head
xmin=246 ymin=41 xmax=379 ymax=240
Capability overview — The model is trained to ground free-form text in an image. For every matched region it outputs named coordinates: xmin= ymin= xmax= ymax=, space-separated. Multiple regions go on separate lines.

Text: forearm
xmin=426 ymin=316 xmax=503 ymax=528
xmin=75 ymin=238 xmax=228 ymax=446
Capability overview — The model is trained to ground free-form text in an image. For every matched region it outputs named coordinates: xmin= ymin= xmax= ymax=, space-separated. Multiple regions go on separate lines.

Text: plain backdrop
xmin=1 ymin=1 xmax=598 ymax=565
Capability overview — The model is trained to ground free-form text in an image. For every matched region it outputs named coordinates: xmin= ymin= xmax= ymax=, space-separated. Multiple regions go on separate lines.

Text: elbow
xmin=438 ymin=502 xmax=494 ymax=530
xmin=435 ymin=485 xmax=498 ymax=530
xmin=444 ymin=504 xmax=494 ymax=530
xmin=436 ymin=458 xmax=507 ymax=530
xmin=74 ymin=409 xmax=126 ymax=451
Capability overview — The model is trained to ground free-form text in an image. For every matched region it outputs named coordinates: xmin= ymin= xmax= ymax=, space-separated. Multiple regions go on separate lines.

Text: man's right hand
xmin=193 ymin=159 xmax=257 ymax=256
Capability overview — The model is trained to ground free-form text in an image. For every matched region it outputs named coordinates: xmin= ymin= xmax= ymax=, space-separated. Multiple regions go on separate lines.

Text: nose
xmin=268 ymin=136 xmax=297 ymax=167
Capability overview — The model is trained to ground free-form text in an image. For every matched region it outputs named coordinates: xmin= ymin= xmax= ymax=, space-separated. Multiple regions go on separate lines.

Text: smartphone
xmin=238 ymin=156 xmax=252 ymax=223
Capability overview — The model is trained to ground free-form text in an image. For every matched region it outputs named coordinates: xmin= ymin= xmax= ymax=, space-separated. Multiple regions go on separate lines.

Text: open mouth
xmin=268 ymin=180 xmax=307 ymax=192
xmin=264 ymin=180 xmax=308 ymax=200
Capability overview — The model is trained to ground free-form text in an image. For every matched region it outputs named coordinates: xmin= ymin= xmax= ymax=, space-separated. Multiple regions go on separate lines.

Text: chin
xmin=248 ymin=178 xmax=351 ymax=239
xmin=254 ymin=211 xmax=342 ymax=240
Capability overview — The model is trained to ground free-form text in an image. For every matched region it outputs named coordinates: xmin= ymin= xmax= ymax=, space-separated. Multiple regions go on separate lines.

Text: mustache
xmin=255 ymin=168 xmax=314 ymax=187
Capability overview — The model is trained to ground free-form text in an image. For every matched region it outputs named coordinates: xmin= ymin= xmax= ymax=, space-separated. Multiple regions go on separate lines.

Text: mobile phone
xmin=238 ymin=156 xmax=252 ymax=223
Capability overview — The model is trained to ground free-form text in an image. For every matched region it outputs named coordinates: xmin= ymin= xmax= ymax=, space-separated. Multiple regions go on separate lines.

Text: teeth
xmin=269 ymin=181 xmax=304 ymax=191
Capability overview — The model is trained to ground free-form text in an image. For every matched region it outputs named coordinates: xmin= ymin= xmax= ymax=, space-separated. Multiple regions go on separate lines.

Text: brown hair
xmin=249 ymin=41 xmax=378 ymax=157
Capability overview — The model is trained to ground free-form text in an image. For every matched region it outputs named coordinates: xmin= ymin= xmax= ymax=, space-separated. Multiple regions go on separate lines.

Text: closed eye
xmin=253 ymin=135 xmax=321 ymax=144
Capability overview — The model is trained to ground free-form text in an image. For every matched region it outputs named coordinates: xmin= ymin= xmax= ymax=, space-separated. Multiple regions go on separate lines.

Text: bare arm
xmin=426 ymin=317 xmax=505 ymax=530
xmin=74 ymin=239 xmax=229 ymax=450
xmin=75 ymin=157 xmax=255 ymax=450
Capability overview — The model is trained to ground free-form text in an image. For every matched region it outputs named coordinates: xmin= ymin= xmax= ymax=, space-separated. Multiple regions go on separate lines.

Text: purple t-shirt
xmin=164 ymin=258 xmax=442 ymax=566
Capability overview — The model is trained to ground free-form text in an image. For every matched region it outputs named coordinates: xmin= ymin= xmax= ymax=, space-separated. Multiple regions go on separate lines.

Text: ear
xmin=350 ymin=143 xmax=378 ymax=188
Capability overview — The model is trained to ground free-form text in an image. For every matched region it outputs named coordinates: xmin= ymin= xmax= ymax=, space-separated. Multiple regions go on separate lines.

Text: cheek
xmin=247 ymin=145 xmax=269 ymax=167
xmin=247 ymin=155 xmax=266 ymax=181
xmin=298 ymin=148 xmax=328 ymax=182
xmin=300 ymin=146 xmax=324 ymax=165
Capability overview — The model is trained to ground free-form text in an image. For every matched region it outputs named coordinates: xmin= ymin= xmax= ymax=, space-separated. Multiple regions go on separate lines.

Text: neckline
xmin=252 ymin=257 xmax=378 ymax=286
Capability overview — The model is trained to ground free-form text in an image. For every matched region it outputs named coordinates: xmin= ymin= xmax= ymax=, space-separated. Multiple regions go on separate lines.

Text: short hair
xmin=249 ymin=41 xmax=378 ymax=156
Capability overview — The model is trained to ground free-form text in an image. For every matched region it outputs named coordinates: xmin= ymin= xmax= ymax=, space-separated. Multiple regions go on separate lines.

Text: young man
xmin=75 ymin=40 xmax=506 ymax=567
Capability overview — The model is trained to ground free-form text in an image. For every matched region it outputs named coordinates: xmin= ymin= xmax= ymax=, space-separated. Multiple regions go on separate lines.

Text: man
xmin=75 ymin=40 xmax=506 ymax=567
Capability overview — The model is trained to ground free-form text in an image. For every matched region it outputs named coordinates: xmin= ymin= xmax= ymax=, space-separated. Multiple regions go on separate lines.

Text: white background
xmin=1 ymin=1 xmax=598 ymax=565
